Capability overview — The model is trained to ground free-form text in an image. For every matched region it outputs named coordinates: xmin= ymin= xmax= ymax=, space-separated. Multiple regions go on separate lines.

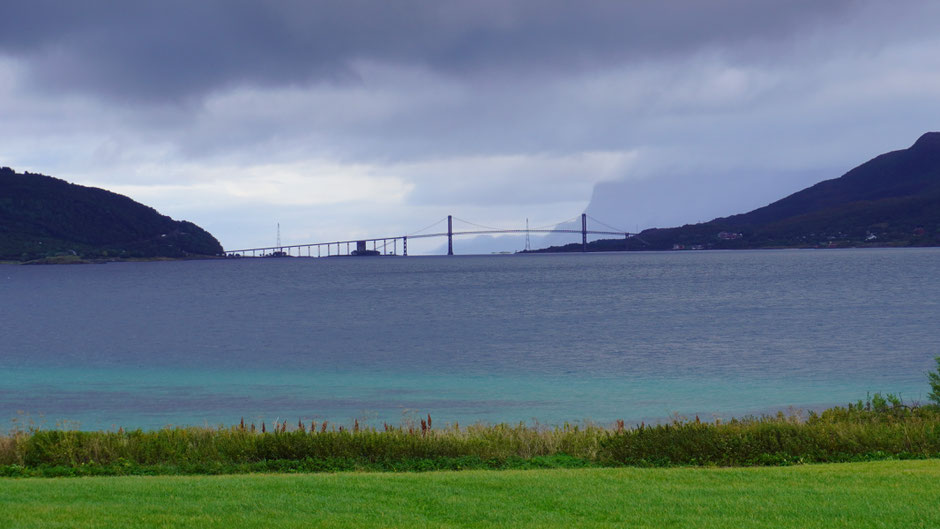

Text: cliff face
xmin=0 ymin=167 xmax=224 ymax=261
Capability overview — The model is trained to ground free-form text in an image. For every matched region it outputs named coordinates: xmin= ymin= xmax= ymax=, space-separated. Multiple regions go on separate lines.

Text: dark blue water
xmin=1 ymin=249 xmax=938 ymax=430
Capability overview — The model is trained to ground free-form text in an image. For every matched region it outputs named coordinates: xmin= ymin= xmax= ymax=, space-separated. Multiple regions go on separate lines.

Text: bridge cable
xmin=453 ymin=215 xmax=585 ymax=233
xmin=585 ymin=214 xmax=629 ymax=234
xmin=530 ymin=215 xmax=581 ymax=231
xmin=451 ymin=216 xmax=512 ymax=232
xmin=407 ymin=217 xmax=448 ymax=236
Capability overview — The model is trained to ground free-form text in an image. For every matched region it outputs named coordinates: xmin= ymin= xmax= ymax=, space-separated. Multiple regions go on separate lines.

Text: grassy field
xmin=1 ymin=460 xmax=937 ymax=528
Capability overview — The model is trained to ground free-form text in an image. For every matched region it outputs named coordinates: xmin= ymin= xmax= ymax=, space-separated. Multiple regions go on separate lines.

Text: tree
xmin=929 ymin=356 xmax=940 ymax=405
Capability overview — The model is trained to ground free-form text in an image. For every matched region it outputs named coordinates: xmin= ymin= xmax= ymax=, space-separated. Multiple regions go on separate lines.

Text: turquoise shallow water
xmin=1 ymin=249 xmax=938 ymax=430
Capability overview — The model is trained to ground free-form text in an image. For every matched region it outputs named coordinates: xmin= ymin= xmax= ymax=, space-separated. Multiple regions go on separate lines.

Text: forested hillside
xmin=1 ymin=167 xmax=223 ymax=261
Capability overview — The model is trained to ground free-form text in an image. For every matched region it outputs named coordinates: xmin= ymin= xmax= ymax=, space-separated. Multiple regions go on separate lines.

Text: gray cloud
xmin=2 ymin=1 xmax=940 ymax=252
xmin=2 ymin=0 xmax=858 ymax=103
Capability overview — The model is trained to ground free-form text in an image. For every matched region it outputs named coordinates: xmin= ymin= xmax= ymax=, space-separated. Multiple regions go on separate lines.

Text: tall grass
xmin=3 ymin=398 xmax=939 ymax=477
xmin=1 ymin=420 xmax=607 ymax=471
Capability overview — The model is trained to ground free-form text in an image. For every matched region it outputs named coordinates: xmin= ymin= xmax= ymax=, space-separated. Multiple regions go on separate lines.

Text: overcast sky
xmin=2 ymin=1 xmax=939 ymax=253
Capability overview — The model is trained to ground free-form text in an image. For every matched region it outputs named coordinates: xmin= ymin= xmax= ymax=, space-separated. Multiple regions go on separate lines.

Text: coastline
xmin=3 ymin=254 xmax=226 ymax=265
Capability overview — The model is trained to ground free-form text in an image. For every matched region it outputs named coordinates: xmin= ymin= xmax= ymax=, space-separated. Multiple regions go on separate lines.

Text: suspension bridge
xmin=225 ymin=213 xmax=632 ymax=257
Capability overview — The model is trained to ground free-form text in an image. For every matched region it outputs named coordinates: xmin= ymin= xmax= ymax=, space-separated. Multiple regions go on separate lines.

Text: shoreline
xmin=5 ymin=244 xmax=938 ymax=265
xmin=2 ymin=254 xmax=226 ymax=265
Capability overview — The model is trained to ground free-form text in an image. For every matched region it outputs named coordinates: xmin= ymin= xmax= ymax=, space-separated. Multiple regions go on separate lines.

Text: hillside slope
xmin=0 ymin=167 xmax=223 ymax=261
xmin=722 ymin=132 xmax=940 ymax=227
xmin=546 ymin=132 xmax=940 ymax=252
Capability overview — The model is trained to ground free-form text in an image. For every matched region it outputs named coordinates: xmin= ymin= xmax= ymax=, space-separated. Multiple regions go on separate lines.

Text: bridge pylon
xmin=581 ymin=213 xmax=587 ymax=252
xmin=447 ymin=215 xmax=454 ymax=255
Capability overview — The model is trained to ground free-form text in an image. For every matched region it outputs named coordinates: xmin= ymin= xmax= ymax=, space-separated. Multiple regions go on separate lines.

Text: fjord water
xmin=2 ymin=249 xmax=938 ymax=431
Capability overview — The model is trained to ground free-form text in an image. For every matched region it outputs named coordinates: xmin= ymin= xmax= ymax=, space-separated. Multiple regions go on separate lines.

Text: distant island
xmin=533 ymin=132 xmax=940 ymax=252
xmin=0 ymin=167 xmax=223 ymax=262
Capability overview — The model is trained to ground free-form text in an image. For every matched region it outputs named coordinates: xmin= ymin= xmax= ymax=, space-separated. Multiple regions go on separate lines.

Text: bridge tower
xmin=447 ymin=215 xmax=454 ymax=255
xmin=581 ymin=213 xmax=587 ymax=252
xmin=525 ymin=218 xmax=531 ymax=252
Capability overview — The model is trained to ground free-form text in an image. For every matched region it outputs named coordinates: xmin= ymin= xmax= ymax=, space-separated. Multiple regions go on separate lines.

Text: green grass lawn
xmin=1 ymin=460 xmax=937 ymax=528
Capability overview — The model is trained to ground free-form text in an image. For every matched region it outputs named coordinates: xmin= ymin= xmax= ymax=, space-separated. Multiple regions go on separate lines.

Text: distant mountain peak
xmin=911 ymin=131 xmax=940 ymax=150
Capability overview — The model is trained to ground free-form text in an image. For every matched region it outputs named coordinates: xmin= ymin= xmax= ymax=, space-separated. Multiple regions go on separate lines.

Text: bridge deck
xmin=225 ymin=215 xmax=631 ymax=257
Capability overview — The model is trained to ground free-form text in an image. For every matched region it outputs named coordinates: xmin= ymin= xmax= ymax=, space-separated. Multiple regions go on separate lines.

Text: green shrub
xmin=929 ymin=356 xmax=940 ymax=405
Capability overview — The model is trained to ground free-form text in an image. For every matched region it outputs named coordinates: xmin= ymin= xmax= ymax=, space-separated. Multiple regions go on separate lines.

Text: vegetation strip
xmin=3 ymin=394 xmax=940 ymax=477
xmin=1 ymin=461 xmax=938 ymax=528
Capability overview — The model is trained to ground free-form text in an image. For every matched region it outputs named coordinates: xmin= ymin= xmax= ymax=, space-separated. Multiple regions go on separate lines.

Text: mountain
xmin=1 ymin=167 xmax=224 ymax=261
xmin=538 ymin=132 xmax=940 ymax=252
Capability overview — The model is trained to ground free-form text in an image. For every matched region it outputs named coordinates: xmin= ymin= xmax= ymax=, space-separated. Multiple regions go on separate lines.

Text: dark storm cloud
xmin=0 ymin=0 xmax=857 ymax=103
xmin=4 ymin=0 xmax=937 ymax=251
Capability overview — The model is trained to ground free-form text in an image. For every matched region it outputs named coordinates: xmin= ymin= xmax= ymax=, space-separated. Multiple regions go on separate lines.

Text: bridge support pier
xmin=581 ymin=213 xmax=587 ymax=252
xmin=447 ymin=215 xmax=454 ymax=255
xmin=403 ymin=236 xmax=408 ymax=256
